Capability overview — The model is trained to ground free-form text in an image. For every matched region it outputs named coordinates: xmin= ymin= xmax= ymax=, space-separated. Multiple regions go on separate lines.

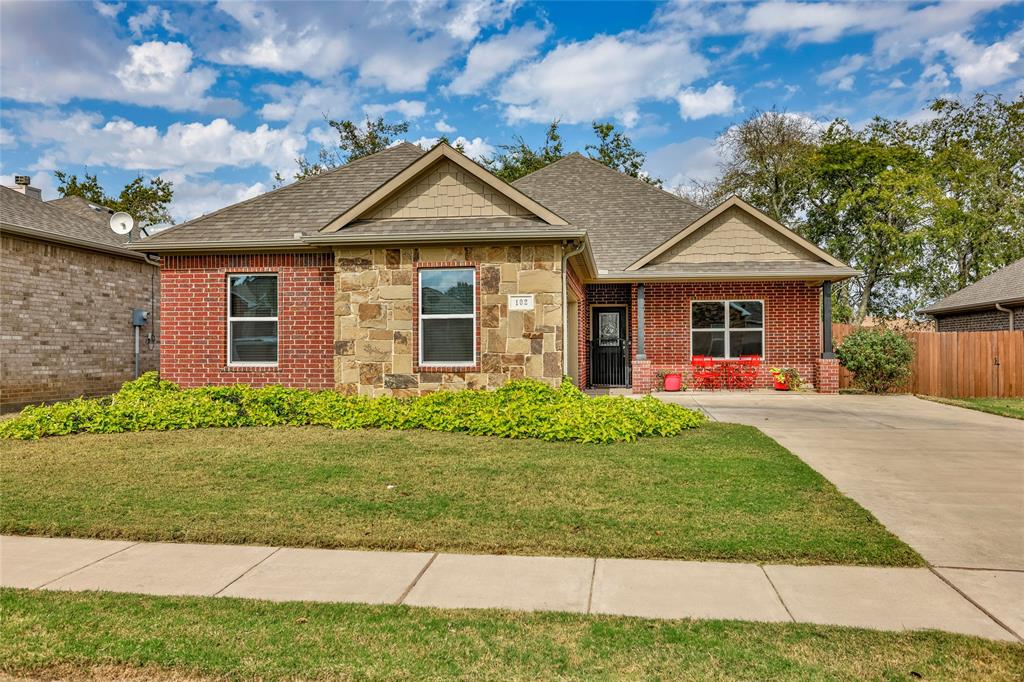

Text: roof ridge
xmin=141 ymin=143 xmax=425 ymax=242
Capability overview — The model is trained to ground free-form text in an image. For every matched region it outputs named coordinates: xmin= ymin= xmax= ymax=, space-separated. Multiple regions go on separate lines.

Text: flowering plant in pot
xmin=656 ymin=370 xmax=685 ymax=392
xmin=769 ymin=367 xmax=802 ymax=391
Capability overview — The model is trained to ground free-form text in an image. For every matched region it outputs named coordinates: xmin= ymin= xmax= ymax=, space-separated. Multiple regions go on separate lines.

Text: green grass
xmin=2 ymin=589 xmax=1020 ymax=681
xmin=0 ymin=424 xmax=918 ymax=565
xmin=918 ymin=395 xmax=1024 ymax=420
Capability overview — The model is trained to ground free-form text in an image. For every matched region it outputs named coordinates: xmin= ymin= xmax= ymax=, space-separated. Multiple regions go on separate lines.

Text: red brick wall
xmin=567 ymin=264 xmax=587 ymax=388
xmin=635 ymin=281 xmax=822 ymax=390
xmin=161 ymin=253 xmax=334 ymax=389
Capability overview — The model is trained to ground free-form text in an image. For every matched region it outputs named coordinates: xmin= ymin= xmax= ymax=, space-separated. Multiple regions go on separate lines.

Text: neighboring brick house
xmin=920 ymin=258 xmax=1024 ymax=332
xmin=0 ymin=181 xmax=159 ymax=411
xmin=135 ymin=143 xmax=857 ymax=395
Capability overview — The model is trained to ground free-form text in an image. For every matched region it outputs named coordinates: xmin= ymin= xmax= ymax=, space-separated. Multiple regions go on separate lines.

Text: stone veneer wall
xmin=1 ymin=233 xmax=159 ymax=410
xmin=334 ymin=244 xmax=565 ymax=396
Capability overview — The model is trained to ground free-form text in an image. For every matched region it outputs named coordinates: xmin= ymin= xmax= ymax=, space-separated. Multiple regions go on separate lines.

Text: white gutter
xmin=561 ymin=239 xmax=587 ymax=377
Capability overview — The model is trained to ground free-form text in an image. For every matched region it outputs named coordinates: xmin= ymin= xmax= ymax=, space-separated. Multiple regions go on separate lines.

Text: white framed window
xmin=691 ymin=300 xmax=764 ymax=359
xmin=227 ymin=274 xmax=278 ymax=366
xmin=418 ymin=267 xmax=476 ymax=367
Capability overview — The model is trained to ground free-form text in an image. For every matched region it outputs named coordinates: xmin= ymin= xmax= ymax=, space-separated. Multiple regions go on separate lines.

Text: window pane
xmin=692 ymin=302 xmax=725 ymax=328
xmin=598 ymin=312 xmax=620 ymax=346
xmin=230 ymin=276 xmax=277 ymax=317
xmin=729 ymin=301 xmax=763 ymax=329
xmin=730 ymin=330 xmax=763 ymax=357
xmin=422 ymin=318 xmax=473 ymax=363
xmin=692 ymin=330 xmax=726 ymax=357
xmin=421 ymin=269 xmax=474 ymax=315
xmin=230 ymin=321 xmax=278 ymax=363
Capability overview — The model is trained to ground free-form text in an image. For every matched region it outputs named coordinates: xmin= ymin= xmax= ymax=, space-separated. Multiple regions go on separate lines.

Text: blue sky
xmin=1 ymin=0 xmax=1021 ymax=224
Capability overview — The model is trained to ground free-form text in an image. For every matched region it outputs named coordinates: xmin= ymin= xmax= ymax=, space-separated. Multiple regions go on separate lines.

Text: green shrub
xmin=835 ymin=328 xmax=915 ymax=394
xmin=0 ymin=374 xmax=704 ymax=443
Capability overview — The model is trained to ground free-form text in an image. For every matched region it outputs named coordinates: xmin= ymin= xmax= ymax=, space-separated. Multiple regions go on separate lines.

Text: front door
xmin=591 ymin=306 xmax=629 ymax=386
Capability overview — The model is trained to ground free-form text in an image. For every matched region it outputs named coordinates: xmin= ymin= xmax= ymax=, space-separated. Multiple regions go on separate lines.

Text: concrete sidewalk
xmin=1 ymin=535 xmax=1018 ymax=642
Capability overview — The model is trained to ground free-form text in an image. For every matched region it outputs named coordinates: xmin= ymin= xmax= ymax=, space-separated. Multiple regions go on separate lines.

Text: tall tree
xmin=586 ymin=122 xmax=661 ymax=185
xmin=54 ymin=171 xmax=173 ymax=227
xmin=484 ymin=121 xmax=566 ymax=183
xmin=294 ymin=116 xmax=410 ymax=180
xmin=706 ymin=109 xmax=820 ymax=224
xmin=802 ymin=119 xmax=938 ymax=322
xmin=921 ymin=93 xmax=1024 ymax=299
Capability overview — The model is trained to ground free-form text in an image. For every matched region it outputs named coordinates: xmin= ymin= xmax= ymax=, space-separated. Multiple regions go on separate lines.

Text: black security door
xmin=591 ymin=306 xmax=629 ymax=386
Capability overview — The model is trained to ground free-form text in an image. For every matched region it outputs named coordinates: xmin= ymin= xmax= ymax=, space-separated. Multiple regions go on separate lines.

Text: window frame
xmin=226 ymin=273 xmax=280 ymax=367
xmin=417 ymin=266 xmax=477 ymax=368
xmin=690 ymin=299 xmax=765 ymax=360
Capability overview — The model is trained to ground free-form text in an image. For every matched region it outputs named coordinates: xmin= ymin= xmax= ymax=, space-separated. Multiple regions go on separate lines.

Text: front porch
xmin=576 ymin=280 xmax=840 ymax=394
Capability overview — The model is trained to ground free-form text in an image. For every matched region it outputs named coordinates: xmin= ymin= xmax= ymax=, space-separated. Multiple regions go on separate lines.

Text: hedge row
xmin=0 ymin=373 xmax=704 ymax=444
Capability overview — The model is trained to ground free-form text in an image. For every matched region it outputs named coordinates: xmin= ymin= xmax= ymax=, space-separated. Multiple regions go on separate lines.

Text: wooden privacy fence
xmin=832 ymin=324 xmax=1024 ymax=398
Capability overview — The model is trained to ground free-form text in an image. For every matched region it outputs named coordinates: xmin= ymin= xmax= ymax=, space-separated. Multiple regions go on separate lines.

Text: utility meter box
xmin=132 ymin=309 xmax=149 ymax=327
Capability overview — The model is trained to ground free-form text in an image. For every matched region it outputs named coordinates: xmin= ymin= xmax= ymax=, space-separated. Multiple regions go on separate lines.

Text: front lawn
xmin=918 ymin=395 xmax=1024 ymax=420
xmin=3 ymin=589 xmax=1021 ymax=680
xmin=0 ymin=424 xmax=919 ymax=565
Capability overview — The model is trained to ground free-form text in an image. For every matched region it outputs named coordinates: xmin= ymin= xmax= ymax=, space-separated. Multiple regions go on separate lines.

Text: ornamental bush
xmin=0 ymin=373 xmax=704 ymax=443
xmin=835 ymin=328 xmax=915 ymax=394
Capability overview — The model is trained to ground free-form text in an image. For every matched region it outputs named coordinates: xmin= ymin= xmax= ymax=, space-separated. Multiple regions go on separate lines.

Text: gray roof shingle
xmin=139 ymin=142 xmax=427 ymax=247
xmin=1 ymin=187 xmax=136 ymax=254
xmin=920 ymin=258 xmax=1024 ymax=314
xmin=513 ymin=153 xmax=707 ymax=270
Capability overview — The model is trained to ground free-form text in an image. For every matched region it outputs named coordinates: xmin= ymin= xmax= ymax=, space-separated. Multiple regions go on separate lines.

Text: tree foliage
xmin=293 ymin=116 xmax=411 ymax=181
xmin=585 ymin=122 xmax=661 ymax=185
xmin=835 ymin=328 xmax=915 ymax=394
xmin=55 ymin=171 xmax=174 ymax=227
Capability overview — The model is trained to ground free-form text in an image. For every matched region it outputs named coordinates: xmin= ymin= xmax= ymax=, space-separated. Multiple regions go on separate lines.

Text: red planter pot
xmin=663 ymin=373 xmax=683 ymax=392
xmin=773 ymin=379 xmax=790 ymax=391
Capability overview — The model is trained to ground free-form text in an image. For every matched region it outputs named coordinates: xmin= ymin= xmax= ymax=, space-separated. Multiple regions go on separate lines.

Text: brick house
xmin=134 ymin=143 xmax=857 ymax=395
xmin=1 ymin=180 xmax=159 ymax=410
xmin=920 ymin=258 xmax=1023 ymax=332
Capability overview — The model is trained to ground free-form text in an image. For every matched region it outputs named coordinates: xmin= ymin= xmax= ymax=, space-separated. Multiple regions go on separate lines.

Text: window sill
xmin=416 ymin=364 xmax=481 ymax=373
xmin=223 ymin=365 xmax=281 ymax=372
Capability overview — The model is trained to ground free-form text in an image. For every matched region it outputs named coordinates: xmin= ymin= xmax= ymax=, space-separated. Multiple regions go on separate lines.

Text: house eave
xmin=127 ymin=238 xmax=319 ymax=254
xmin=593 ymin=267 xmax=860 ymax=283
xmin=919 ymin=297 xmax=1024 ymax=317
xmin=304 ymin=228 xmax=588 ymax=246
xmin=2 ymin=222 xmax=148 ymax=261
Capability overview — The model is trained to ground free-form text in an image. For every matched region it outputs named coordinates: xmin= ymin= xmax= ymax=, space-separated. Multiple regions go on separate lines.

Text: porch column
xmin=636 ymin=283 xmax=646 ymax=360
xmin=821 ymin=281 xmax=835 ymax=358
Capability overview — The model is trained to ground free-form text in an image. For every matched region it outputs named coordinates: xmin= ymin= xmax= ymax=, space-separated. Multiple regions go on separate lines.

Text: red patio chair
xmin=691 ymin=355 xmax=721 ymax=390
xmin=731 ymin=355 xmax=761 ymax=390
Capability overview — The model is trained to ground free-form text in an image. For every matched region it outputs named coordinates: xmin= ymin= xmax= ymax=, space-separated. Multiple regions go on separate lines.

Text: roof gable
xmin=627 ymin=196 xmax=848 ymax=271
xmin=322 ymin=143 xmax=566 ymax=232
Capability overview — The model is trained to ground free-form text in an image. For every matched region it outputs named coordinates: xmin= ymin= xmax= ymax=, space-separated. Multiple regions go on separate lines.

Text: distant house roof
xmin=919 ymin=258 xmax=1024 ymax=315
xmin=0 ymin=187 xmax=144 ymax=259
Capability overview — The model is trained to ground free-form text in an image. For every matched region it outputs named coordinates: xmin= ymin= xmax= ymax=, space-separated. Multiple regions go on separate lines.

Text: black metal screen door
xmin=591 ymin=306 xmax=628 ymax=386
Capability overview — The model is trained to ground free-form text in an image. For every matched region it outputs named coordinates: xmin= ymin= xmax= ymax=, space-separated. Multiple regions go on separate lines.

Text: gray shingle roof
xmin=513 ymin=153 xmax=707 ymax=271
xmin=1 ymin=186 xmax=136 ymax=254
xmin=139 ymin=142 xmax=427 ymax=247
xmin=920 ymin=258 xmax=1024 ymax=314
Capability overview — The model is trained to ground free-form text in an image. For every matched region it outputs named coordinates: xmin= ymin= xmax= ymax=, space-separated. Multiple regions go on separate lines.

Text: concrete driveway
xmin=665 ymin=392 xmax=1024 ymax=637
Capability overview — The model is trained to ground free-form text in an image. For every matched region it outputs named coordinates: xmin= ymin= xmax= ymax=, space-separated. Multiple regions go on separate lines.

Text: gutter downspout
xmin=561 ymin=240 xmax=586 ymax=380
xmin=995 ymin=303 xmax=1015 ymax=331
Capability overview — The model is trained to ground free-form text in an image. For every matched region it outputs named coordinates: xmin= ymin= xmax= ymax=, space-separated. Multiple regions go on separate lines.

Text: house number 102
xmin=508 ymin=294 xmax=535 ymax=311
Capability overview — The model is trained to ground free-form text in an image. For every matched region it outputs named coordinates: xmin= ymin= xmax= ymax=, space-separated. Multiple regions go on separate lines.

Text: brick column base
xmin=816 ymin=358 xmax=840 ymax=394
xmin=632 ymin=359 xmax=654 ymax=394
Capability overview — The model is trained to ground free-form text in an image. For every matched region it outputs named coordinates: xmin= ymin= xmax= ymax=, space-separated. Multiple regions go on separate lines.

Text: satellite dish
xmin=110 ymin=212 xmax=134 ymax=236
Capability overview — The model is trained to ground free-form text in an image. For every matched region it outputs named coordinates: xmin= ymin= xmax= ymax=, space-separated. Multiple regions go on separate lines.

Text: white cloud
xmin=0 ymin=3 xmax=228 ymax=113
xmin=675 ymin=82 xmax=737 ymax=120
xmin=93 ymin=1 xmax=124 ymax=19
xmin=931 ymin=32 xmax=1023 ymax=90
xmin=257 ymin=80 xmax=352 ymax=129
xmin=498 ymin=33 xmax=708 ymax=125
xmin=644 ymin=136 xmax=720 ymax=191
xmin=412 ymin=135 xmax=495 ymax=161
xmin=363 ymin=99 xmax=428 ymax=119
xmin=19 ymin=111 xmax=306 ymax=174
xmin=446 ymin=23 xmax=549 ymax=95
xmin=127 ymin=5 xmax=177 ymax=36
xmin=161 ymin=170 xmax=267 ymax=222
xmin=358 ymin=37 xmax=457 ymax=91
xmin=435 ymin=119 xmax=456 ymax=133
xmin=442 ymin=0 xmax=519 ymax=41
xmin=817 ymin=54 xmax=867 ymax=91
